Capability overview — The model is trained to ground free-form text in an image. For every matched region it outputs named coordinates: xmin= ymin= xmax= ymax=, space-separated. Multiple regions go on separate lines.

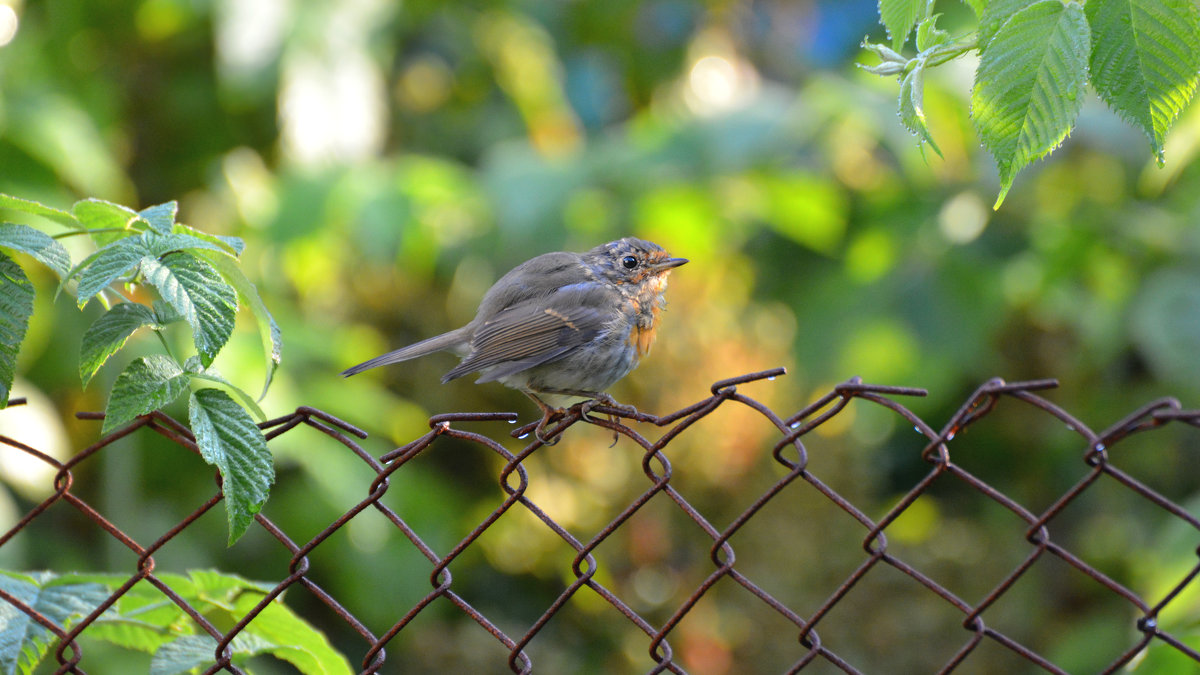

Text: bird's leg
xmin=531 ymin=387 xmax=639 ymax=447
xmin=523 ymin=390 xmax=565 ymax=445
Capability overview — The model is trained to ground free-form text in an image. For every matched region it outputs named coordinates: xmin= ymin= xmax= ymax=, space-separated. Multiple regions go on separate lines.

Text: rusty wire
xmin=3 ymin=371 xmax=1200 ymax=673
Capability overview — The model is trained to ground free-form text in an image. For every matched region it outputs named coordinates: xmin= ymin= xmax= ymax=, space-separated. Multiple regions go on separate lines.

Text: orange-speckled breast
xmin=630 ymin=304 xmax=662 ymax=358
xmin=627 ymin=283 xmax=667 ymax=359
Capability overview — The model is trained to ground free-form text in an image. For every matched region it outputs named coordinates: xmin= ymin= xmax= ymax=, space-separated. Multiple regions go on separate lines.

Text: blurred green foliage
xmin=2 ymin=0 xmax=1200 ymax=672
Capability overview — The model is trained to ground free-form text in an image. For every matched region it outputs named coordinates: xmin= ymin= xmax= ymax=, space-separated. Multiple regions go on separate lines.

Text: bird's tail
xmin=341 ymin=327 xmax=469 ymax=377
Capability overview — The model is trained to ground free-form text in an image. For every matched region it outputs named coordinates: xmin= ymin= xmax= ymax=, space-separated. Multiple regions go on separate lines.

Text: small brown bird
xmin=342 ymin=238 xmax=686 ymax=435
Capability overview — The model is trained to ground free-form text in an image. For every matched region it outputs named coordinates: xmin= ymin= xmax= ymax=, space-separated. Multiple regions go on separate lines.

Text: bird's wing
xmin=442 ymin=286 xmax=611 ymax=383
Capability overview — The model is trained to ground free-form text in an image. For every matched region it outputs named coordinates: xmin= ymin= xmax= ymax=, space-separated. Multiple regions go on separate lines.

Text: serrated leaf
xmin=172 ymin=224 xmax=244 ymax=257
xmin=150 ymin=633 xmax=272 ymax=675
xmin=234 ymin=593 xmax=353 ymax=675
xmin=80 ymin=303 xmax=159 ymax=387
xmin=978 ymin=0 xmax=1039 ymax=48
xmin=200 ymin=252 xmax=280 ymax=399
xmin=185 ymin=569 xmax=275 ymax=601
xmin=0 ymin=570 xmax=110 ymax=675
xmin=72 ymin=199 xmax=147 ymax=247
xmin=899 ymin=64 xmax=944 ymax=157
xmin=972 ymin=0 xmax=1090 ymax=208
xmin=102 ymin=355 xmax=190 ymax=434
xmin=139 ymin=201 xmax=178 ymax=234
xmin=0 ymin=255 xmax=33 ymax=408
xmin=42 ymin=575 xmax=176 ymax=654
xmin=75 ymin=237 xmax=147 ymax=307
xmin=880 ymin=0 xmax=925 ymax=50
xmin=188 ymin=388 xmax=273 ymax=545
xmin=140 ymin=252 xmax=237 ymax=367
xmin=963 ymin=0 xmax=986 ymax=19
xmin=141 ymin=232 xmax=242 ymax=258
xmin=0 ymin=194 xmax=81 ymax=230
xmin=1086 ymin=0 xmax=1200 ymax=163
xmin=0 ymin=223 xmax=70 ymax=279
xmin=84 ymin=617 xmax=176 ymax=655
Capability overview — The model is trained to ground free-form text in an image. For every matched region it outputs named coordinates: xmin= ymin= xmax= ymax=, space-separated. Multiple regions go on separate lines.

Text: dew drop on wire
xmin=790 ymin=422 xmax=801 ymax=429
xmin=508 ymin=419 xmax=516 ymax=424
xmin=518 ymin=433 xmax=530 ymax=439
xmin=767 ymin=376 xmax=776 ymax=381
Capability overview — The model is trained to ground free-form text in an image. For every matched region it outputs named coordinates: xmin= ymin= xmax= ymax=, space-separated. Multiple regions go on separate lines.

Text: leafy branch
xmin=0 ymin=194 xmax=282 ymax=544
xmin=863 ymin=0 xmax=1200 ymax=207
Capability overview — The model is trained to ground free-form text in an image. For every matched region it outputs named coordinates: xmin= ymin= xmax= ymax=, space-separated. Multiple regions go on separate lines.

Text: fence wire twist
xmin=5 ymin=369 xmax=1200 ymax=673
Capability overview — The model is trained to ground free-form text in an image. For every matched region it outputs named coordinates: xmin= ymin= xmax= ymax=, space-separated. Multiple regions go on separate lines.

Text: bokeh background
xmin=2 ymin=0 xmax=1200 ymax=672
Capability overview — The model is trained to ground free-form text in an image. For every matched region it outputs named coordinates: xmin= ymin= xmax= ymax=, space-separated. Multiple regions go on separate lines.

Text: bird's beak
xmin=653 ymin=257 xmax=688 ymax=271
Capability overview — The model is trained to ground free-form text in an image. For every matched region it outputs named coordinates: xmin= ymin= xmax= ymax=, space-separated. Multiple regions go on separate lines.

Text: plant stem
xmin=51 ymin=228 xmax=129 ymax=240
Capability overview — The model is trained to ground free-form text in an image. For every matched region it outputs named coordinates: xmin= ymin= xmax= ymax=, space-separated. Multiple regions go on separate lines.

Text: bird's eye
xmin=621 ymin=255 xmax=638 ymax=269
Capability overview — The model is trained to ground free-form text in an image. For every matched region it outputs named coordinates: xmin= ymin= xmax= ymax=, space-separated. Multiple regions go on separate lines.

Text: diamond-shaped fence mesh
xmin=4 ymin=369 xmax=1200 ymax=673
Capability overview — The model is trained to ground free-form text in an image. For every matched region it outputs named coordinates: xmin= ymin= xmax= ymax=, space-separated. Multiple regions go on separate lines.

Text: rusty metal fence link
xmin=4 ymin=369 xmax=1200 ymax=673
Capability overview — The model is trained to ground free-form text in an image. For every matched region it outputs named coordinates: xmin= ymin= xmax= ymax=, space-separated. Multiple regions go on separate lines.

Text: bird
xmin=342 ymin=237 xmax=687 ymax=439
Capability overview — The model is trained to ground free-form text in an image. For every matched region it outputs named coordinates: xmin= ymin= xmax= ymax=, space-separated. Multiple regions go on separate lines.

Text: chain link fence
xmin=4 ymin=369 xmax=1200 ymax=673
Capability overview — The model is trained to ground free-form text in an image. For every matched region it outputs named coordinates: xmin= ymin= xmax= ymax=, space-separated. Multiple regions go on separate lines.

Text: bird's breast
xmin=625 ymin=292 xmax=665 ymax=359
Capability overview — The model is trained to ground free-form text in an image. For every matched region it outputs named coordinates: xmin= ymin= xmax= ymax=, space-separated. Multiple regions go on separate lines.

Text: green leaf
xmin=188 ymin=388 xmax=273 ymax=545
xmin=899 ymin=63 xmax=943 ymax=157
xmin=36 ymin=574 xmax=177 ymax=655
xmin=1086 ymin=0 xmax=1200 ymax=163
xmin=962 ymin=0 xmax=986 ymax=19
xmin=915 ymin=13 xmax=950 ymax=51
xmin=0 ymin=255 xmax=33 ymax=409
xmin=971 ymin=0 xmax=1090 ymax=208
xmin=139 ymin=201 xmax=178 ymax=235
xmin=84 ymin=571 xmax=257 ymax=652
xmin=85 ymin=617 xmax=176 ymax=655
xmin=153 ymin=300 xmax=184 ymax=325
xmin=172 ymin=223 xmax=245 ymax=257
xmin=880 ymin=0 xmax=925 ymax=50
xmin=184 ymin=569 xmax=275 ymax=603
xmin=74 ymin=237 xmax=147 ymax=307
xmin=72 ymin=198 xmax=148 ymax=247
xmin=0 ymin=194 xmax=81 ymax=230
xmin=0 ymin=570 xmax=110 ymax=675
xmin=234 ymin=592 xmax=353 ymax=675
xmin=139 ymin=576 xmax=350 ymax=675
xmin=141 ymin=232 xmax=242 ymax=258
xmin=0 ymin=224 xmax=71 ymax=279
xmin=102 ymin=355 xmax=190 ymax=434
xmin=978 ymin=0 xmax=1039 ymax=48
xmin=150 ymin=633 xmax=271 ymax=675
xmin=80 ymin=303 xmax=159 ymax=387
xmin=201 ymin=252 xmax=281 ymax=399
xmin=140 ymin=252 xmax=237 ymax=367
xmin=0 ymin=570 xmax=344 ymax=673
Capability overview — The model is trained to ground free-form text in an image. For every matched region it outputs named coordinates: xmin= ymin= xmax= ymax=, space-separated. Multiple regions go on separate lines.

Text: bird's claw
xmin=533 ymin=408 xmax=565 ymax=445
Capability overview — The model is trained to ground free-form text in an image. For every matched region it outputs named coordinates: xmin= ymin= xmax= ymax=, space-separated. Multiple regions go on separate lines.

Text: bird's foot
xmin=533 ymin=407 xmax=565 ymax=446
xmin=578 ymin=396 xmax=636 ymax=447
xmin=583 ymin=393 xmax=637 ymax=419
